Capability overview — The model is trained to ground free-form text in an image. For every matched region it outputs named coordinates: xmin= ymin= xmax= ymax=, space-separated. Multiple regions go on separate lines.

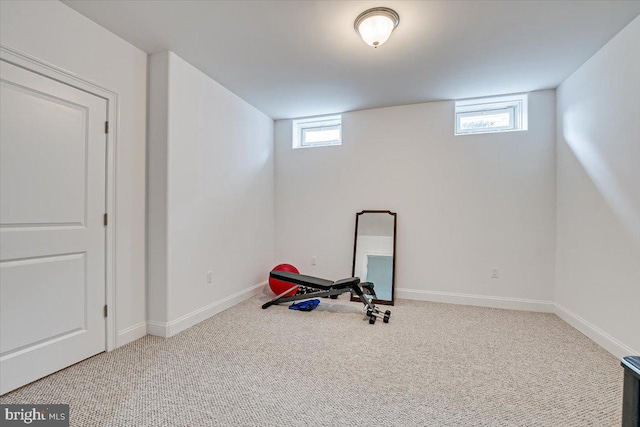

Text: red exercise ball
xmin=269 ymin=264 xmax=299 ymax=297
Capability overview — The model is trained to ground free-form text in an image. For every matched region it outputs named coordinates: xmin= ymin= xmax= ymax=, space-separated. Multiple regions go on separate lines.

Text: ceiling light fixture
xmin=354 ymin=7 xmax=400 ymax=48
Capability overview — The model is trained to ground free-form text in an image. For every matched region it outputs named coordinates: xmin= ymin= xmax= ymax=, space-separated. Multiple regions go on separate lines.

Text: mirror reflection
xmin=351 ymin=210 xmax=396 ymax=305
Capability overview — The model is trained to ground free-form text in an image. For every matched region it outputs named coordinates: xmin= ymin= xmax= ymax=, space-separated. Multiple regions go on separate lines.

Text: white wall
xmin=555 ymin=16 xmax=640 ymax=358
xmin=147 ymin=52 xmax=170 ymax=325
xmin=0 ymin=0 xmax=147 ymax=346
xmin=3 ymin=0 xmax=634 ymax=361
xmin=147 ymin=52 xmax=274 ymax=336
xmin=275 ymin=90 xmax=557 ymax=311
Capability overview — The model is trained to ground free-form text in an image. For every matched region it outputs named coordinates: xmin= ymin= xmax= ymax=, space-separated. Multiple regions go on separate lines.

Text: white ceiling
xmin=63 ymin=0 xmax=640 ymax=119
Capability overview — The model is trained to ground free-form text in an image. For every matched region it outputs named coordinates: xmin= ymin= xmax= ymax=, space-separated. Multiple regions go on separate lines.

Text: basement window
xmin=293 ymin=115 xmax=342 ymax=148
xmin=455 ymin=94 xmax=528 ymax=136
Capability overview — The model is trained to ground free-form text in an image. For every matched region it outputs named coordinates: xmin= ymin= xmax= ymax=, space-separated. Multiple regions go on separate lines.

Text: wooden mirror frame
xmin=350 ymin=210 xmax=397 ymax=306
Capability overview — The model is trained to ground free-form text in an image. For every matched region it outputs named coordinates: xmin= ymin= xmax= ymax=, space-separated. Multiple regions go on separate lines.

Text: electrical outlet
xmin=206 ymin=271 xmax=213 ymax=284
xmin=491 ymin=267 xmax=499 ymax=279
xmin=311 ymin=256 xmax=317 ymax=266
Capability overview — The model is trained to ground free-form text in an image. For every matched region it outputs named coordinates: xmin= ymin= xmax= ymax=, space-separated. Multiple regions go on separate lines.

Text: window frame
xmin=292 ymin=115 xmax=342 ymax=149
xmin=454 ymin=94 xmax=528 ymax=136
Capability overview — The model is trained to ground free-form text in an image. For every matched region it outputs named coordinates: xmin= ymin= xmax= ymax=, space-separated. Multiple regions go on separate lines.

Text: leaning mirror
xmin=351 ymin=210 xmax=397 ymax=306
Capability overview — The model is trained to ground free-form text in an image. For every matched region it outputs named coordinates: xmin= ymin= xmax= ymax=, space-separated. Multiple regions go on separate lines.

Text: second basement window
xmin=293 ymin=115 xmax=342 ymax=148
xmin=455 ymin=94 xmax=528 ymax=135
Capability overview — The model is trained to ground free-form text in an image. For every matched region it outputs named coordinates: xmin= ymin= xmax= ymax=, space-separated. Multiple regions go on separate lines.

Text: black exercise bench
xmin=262 ymin=271 xmax=391 ymax=324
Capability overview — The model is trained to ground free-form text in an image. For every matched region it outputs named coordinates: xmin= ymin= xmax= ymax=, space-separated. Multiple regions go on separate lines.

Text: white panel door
xmin=0 ymin=59 xmax=107 ymax=394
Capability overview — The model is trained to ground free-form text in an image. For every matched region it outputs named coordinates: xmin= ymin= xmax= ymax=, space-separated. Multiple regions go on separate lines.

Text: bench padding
xmin=269 ymin=271 xmax=359 ymax=290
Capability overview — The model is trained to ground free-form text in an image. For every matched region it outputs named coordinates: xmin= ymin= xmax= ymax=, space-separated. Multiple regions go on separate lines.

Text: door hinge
xmin=103 ymin=305 xmax=108 ymax=318
xmin=105 ymin=121 xmax=109 ymax=134
xmin=103 ymin=213 xmax=108 ymax=226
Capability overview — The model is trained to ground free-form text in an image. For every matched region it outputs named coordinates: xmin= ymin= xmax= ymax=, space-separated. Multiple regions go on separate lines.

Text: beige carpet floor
xmin=0 ymin=292 xmax=624 ymax=426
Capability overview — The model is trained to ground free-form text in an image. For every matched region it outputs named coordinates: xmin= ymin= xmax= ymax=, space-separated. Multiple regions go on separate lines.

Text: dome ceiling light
xmin=354 ymin=7 xmax=400 ymax=48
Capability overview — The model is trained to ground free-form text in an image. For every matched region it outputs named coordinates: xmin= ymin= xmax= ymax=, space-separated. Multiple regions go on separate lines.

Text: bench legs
xmin=350 ymin=284 xmax=391 ymax=324
xmin=262 ymin=283 xmax=392 ymax=324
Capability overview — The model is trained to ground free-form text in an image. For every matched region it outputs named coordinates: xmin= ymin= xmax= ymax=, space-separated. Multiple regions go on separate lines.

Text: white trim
xmin=554 ymin=303 xmax=639 ymax=359
xmin=454 ymin=93 xmax=528 ymax=135
xmin=397 ymin=288 xmax=554 ymax=313
xmin=146 ymin=321 xmax=166 ymax=338
xmin=397 ymin=287 xmax=637 ymax=357
xmin=117 ymin=322 xmax=147 ymax=347
xmin=148 ymin=281 xmax=267 ymax=338
xmin=0 ymin=45 xmax=119 ymax=352
xmin=292 ymin=114 xmax=342 ymax=149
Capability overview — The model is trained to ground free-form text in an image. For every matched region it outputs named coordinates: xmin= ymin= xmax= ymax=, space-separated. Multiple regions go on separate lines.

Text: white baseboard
xmin=135 ymin=283 xmax=638 ymax=360
xmin=116 ymin=322 xmax=147 ymax=347
xmin=146 ymin=321 xmax=165 ymax=338
xmin=554 ymin=303 xmax=638 ymax=359
xmin=397 ymin=288 xmax=555 ymax=313
xmin=147 ymin=281 xmax=266 ymax=338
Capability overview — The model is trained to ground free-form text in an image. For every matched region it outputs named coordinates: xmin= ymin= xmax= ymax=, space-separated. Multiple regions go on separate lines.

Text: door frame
xmin=1 ymin=45 xmax=119 ymax=352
